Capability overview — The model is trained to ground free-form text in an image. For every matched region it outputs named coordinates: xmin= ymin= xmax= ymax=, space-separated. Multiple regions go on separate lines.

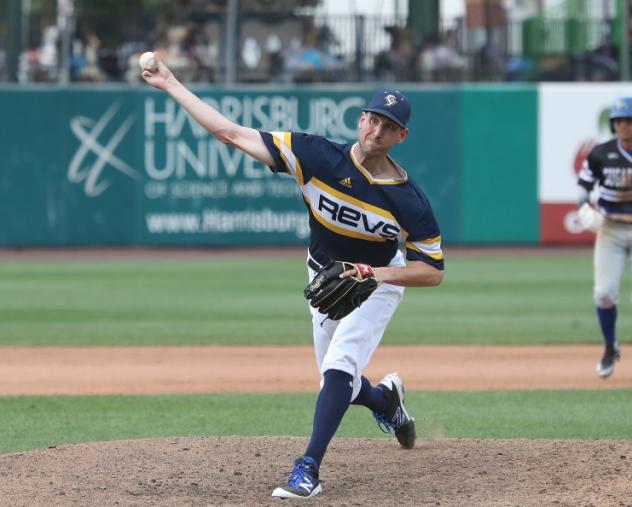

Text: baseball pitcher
xmin=142 ymin=57 xmax=444 ymax=499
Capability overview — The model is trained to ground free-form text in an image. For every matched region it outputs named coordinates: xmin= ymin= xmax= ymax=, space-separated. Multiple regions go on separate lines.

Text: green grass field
xmin=2 ymin=250 xmax=630 ymax=345
xmin=1 ymin=389 xmax=631 ymax=454
xmin=2 ymin=250 xmax=631 ymax=453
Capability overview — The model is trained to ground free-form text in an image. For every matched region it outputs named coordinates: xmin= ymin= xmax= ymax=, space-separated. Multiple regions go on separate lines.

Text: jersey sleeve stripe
xmin=416 ymin=235 xmax=441 ymax=244
xmin=598 ymin=188 xmax=632 ymax=201
xmin=311 ymin=178 xmax=397 ymax=221
xmin=406 ymin=239 xmax=444 ymax=260
xmin=424 ymin=251 xmax=444 ymax=260
xmin=289 ymin=133 xmax=306 ymax=187
xmin=271 ymin=132 xmax=305 ymax=186
xmin=271 ymin=135 xmax=290 ymax=171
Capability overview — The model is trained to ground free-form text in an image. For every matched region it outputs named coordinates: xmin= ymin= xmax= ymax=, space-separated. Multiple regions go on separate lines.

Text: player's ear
xmin=359 ymin=111 xmax=367 ymax=128
xmin=398 ymin=127 xmax=409 ymax=143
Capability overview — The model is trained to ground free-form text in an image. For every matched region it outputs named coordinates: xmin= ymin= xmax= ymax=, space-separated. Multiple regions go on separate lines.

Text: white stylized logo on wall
xmin=68 ymin=96 xmax=364 ymax=198
xmin=68 ymin=103 xmax=140 ymax=197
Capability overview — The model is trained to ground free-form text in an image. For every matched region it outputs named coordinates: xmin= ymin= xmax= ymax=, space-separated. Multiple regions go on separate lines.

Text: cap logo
xmin=384 ymin=94 xmax=397 ymax=107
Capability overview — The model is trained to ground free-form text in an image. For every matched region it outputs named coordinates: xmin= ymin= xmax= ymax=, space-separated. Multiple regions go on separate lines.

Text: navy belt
xmin=307 ymin=257 xmax=322 ymax=271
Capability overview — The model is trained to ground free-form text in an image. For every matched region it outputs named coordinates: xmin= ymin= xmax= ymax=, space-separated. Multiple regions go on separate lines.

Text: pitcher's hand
xmin=141 ymin=54 xmax=174 ymax=91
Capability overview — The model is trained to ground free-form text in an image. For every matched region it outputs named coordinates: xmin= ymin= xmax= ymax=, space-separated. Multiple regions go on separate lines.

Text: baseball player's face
xmin=358 ymin=112 xmax=408 ymax=155
xmin=614 ymin=117 xmax=632 ymax=146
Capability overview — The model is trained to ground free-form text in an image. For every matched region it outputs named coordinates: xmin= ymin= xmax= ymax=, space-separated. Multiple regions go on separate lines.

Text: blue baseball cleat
xmin=373 ymin=372 xmax=416 ymax=449
xmin=272 ymin=455 xmax=322 ymax=499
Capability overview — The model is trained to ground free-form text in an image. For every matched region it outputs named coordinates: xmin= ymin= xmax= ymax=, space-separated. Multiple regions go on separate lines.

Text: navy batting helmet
xmin=609 ymin=97 xmax=632 ymax=132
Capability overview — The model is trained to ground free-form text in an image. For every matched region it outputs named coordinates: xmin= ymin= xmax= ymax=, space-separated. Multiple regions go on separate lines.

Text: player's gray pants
xmin=594 ymin=219 xmax=632 ymax=308
xmin=307 ymin=250 xmax=406 ymax=402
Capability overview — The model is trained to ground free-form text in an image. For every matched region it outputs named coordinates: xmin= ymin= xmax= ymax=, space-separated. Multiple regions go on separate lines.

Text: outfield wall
xmin=0 ymin=83 xmax=613 ymax=247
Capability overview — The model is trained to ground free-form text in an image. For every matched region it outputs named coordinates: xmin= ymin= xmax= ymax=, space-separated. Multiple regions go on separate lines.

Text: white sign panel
xmin=539 ymin=83 xmax=632 ymax=202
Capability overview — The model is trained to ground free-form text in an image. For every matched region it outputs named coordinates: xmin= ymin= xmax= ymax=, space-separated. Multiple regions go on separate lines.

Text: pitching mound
xmin=1 ymin=436 xmax=630 ymax=506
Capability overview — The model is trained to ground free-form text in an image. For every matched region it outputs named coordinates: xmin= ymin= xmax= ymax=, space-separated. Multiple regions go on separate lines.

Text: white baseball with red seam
xmin=139 ymin=51 xmax=157 ymax=71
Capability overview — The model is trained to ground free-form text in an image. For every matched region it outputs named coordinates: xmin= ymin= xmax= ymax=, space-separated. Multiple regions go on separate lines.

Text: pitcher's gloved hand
xmin=304 ymin=261 xmax=378 ymax=321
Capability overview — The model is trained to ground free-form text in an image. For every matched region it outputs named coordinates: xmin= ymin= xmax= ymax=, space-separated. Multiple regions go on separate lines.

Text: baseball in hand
xmin=139 ymin=51 xmax=157 ymax=71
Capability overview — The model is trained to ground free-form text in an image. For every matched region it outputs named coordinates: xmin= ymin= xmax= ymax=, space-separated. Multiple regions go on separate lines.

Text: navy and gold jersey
xmin=260 ymin=131 xmax=444 ymax=270
xmin=579 ymin=138 xmax=632 ymax=218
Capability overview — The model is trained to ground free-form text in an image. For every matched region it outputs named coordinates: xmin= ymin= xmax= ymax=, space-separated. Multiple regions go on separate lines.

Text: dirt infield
xmin=1 ymin=436 xmax=631 ymax=506
xmin=1 ymin=345 xmax=630 ymax=395
xmin=1 ymin=345 xmax=631 ymax=506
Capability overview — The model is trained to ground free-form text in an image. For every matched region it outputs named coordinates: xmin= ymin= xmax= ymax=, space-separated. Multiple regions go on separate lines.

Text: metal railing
xmin=0 ymin=6 xmax=624 ymax=84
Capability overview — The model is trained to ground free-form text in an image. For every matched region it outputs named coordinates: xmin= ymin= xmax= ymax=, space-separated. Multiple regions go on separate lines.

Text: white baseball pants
xmin=307 ymin=250 xmax=406 ymax=401
xmin=594 ymin=219 xmax=632 ymax=308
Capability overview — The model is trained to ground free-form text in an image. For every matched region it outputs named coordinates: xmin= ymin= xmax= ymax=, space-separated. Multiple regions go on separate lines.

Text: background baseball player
xmin=142 ymin=58 xmax=444 ymax=499
xmin=577 ymin=96 xmax=632 ymax=379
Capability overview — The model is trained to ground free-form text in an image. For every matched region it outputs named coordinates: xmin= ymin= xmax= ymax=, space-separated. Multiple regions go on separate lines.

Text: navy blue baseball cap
xmin=362 ymin=89 xmax=411 ymax=128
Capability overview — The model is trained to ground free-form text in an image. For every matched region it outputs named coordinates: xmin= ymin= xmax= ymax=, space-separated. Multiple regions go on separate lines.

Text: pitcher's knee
xmin=594 ymin=292 xmax=618 ymax=308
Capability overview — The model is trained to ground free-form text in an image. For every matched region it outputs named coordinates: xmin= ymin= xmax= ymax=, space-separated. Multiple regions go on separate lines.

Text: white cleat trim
xmin=596 ymin=347 xmax=621 ymax=379
xmin=272 ymin=483 xmax=322 ymax=499
xmin=596 ymin=362 xmax=614 ymax=379
xmin=380 ymin=372 xmax=413 ymax=422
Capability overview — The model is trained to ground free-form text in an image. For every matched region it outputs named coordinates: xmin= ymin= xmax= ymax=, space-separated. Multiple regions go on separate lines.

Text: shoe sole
xmin=596 ymin=353 xmax=621 ymax=379
xmin=272 ymin=484 xmax=322 ymax=499
xmin=381 ymin=373 xmax=416 ymax=449
xmin=596 ymin=364 xmax=614 ymax=378
xmin=395 ymin=419 xmax=416 ymax=449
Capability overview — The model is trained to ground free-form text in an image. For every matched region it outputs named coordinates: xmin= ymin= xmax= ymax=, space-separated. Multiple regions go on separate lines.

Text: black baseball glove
xmin=304 ymin=260 xmax=379 ymax=321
